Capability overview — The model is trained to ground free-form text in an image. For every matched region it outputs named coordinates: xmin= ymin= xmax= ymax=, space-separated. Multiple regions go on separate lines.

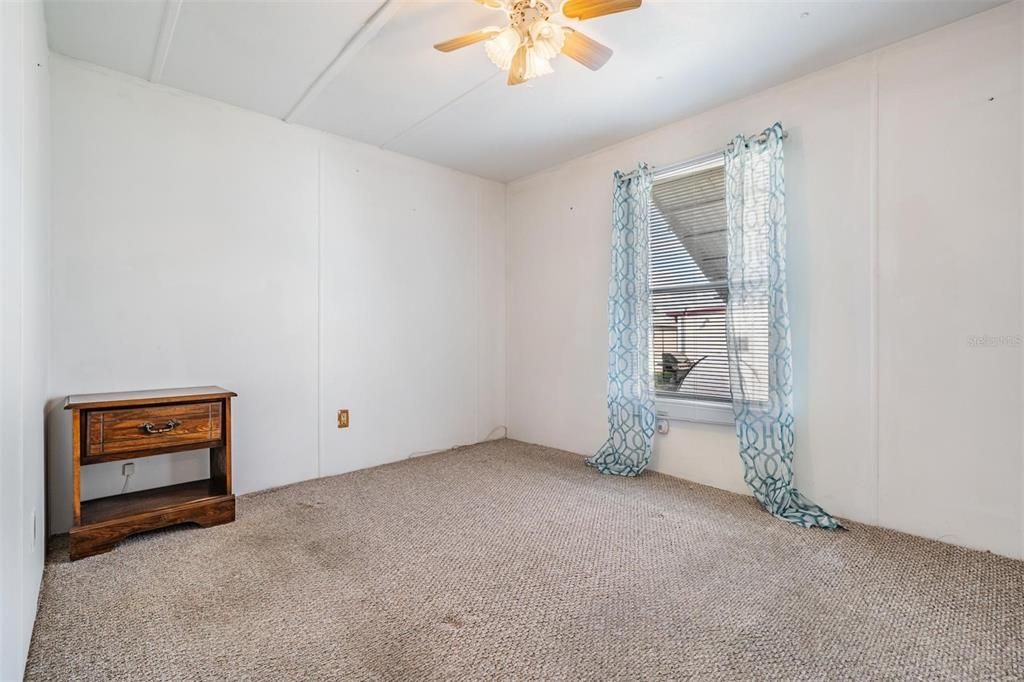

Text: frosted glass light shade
xmin=522 ymin=48 xmax=553 ymax=79
xmin=528 ymin=19 xmax=564 ymax=60
xmin=485 ymin=27 xmax=521 ymax=71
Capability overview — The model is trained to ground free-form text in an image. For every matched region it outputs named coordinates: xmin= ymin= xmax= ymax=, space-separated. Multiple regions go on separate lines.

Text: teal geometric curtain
xmin=724 ymin=123 xmax=841 ymax=528
xmin=587 ymin=165 xmax=657 ymax=477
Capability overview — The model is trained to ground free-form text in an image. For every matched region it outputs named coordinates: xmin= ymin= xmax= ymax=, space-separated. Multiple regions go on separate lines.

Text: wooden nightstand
xmin=64 ymin=386 xmax=237 ymax=560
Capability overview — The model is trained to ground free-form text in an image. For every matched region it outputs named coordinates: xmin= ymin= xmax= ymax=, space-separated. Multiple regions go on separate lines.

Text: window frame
xmin=649 ymin=152 xmax=735 ymax=426
xmin=656 ymin=396 xmax=734 ymax=425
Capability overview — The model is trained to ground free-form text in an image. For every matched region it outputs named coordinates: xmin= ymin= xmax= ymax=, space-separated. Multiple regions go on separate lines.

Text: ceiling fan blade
xmin=561 ymin=0 xmax=641 ymax=21
xmin=561 ymin=28 xmax=613 ymax=70
xmin=434 ymin=29 xmax=499 ymax=53
xmin=507 ymin=45 xmax=528 ymax=85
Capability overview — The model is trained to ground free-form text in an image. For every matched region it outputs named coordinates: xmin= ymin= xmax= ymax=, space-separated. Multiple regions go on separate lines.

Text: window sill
xmin=656 ymin=397 xmax=734 ymax=426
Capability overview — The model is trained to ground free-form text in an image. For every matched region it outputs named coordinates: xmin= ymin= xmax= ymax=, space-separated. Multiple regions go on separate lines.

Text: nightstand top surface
xmin=65 ymin=386 xmax=236 ymax=410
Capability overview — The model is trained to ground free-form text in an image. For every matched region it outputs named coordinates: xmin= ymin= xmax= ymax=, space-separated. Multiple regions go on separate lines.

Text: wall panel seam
xmin=869 ymin=54 xmax=880 ymax=526
xmin=1018 ymin=0 xmax=1023 ymax=560
xmin=475 ymin=183 xmax=481 ymax=442
xmin=504 ymin=181 xmax=511 ymax=438
xmin=315 ymin=147 xmax=323 ymax=479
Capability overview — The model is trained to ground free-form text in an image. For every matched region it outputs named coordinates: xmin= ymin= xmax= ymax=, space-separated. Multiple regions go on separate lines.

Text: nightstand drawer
xmin=86 ymin=402 xmax=222 ymax=461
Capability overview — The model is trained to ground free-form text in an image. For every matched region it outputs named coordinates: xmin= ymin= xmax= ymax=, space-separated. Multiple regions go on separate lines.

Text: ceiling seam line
xmin=380 ymin=71 xmax=501 ymax=150
xmin=149 ymin=0 xmax=182 ymax=83
xmin=284 ymin=0 xmax=402 ymax=123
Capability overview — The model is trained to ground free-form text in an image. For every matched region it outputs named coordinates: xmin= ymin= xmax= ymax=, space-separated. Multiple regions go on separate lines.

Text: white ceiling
xmin=45 ymin=0 xmax=1003 ymax=182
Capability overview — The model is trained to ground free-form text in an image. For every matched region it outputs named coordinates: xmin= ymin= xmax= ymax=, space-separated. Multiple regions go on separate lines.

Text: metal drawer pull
xmin=139 ymin=419 xmax=182 ymax=434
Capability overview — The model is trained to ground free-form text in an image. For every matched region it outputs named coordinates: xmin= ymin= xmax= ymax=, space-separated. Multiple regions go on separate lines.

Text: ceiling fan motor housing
xmin=510 ymin=0 xmax=554 ymax=37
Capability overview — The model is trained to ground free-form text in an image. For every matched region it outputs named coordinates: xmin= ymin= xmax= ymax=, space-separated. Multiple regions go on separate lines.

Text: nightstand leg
xmin=69 ymin=531 xmax=116 ymax=561
xmin=209 ymin=398 xmax=232 ymax=495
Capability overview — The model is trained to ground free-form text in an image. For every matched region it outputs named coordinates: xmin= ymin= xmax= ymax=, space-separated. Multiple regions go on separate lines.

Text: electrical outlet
xmin=122 ymin=462 xmax=135 ymax=477
xmin=337 ymin=409 xmax=349 ymax=429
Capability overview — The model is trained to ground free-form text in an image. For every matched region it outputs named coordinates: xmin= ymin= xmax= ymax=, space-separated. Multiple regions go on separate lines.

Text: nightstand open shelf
xmin=80 ymin=478 xmax=228 ymax=526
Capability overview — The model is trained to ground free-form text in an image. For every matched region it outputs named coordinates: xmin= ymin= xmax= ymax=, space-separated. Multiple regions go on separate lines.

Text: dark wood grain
xmin=210 ymin=397 xmax=232 ymax=495
xmin=72 ymin=408 xmax=82 ymax=527
xmin=65 ymin=386 xmax=236 ymax=411
xmin=67 ymin=388 xmax=237 ymax=560
xmin=70 ymin=495 xmax=235 ymax=561
xmin=81 ymin=478 xmax=225 ymax=525
xmin=85 ymin=402 xmax=222 ymax=461
xmin=80 ymin=440 xmax=226 ymax=466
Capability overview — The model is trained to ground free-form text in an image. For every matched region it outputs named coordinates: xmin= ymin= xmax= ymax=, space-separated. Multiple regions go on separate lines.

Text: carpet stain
xmin=439 ymin=614 xmax=465 ymax=631
xmin=25 ymin=439 xmax=1024 ymax=681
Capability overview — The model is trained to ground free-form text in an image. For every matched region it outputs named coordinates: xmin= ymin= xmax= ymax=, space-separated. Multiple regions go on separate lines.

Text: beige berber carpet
xmin=27 ymin=439 xmax=1024 ymax=680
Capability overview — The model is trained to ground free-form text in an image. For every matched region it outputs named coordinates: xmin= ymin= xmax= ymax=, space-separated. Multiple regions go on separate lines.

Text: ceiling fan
xmin=433 ymin=0 xmax=642 ymax=86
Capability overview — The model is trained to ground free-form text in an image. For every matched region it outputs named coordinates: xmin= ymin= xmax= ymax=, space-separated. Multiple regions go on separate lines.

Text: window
xmin=648 ymin=155 xmax=734 ymax=423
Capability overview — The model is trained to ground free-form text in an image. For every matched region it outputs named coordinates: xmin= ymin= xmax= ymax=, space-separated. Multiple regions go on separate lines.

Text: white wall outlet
xmin=122 ymin=462 xmax=135 ymax=477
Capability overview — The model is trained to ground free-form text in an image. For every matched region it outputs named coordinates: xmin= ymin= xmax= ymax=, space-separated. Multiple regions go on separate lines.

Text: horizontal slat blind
xmin=649 ymin=161 xmax=731 ymax=402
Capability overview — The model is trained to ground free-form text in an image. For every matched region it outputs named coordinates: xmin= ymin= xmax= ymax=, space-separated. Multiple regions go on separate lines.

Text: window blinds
xmin=649 ymin=160 xmax=731 ymax=403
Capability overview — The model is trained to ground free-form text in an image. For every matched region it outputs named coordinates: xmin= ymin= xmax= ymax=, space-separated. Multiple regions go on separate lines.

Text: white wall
xmin=507 ymin=4 xmax=1023 ymax=558
xmin=318 ymin=137 xmax=506 ymax=476
xmin=0 ymin=1 xmax=50 ymax=679
xmin=47 ymin=56 xmax=506 ymax=534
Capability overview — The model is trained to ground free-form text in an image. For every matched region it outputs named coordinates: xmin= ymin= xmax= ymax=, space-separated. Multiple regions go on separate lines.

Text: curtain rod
xmin=619 ymin=127 xmax=789 ymax=181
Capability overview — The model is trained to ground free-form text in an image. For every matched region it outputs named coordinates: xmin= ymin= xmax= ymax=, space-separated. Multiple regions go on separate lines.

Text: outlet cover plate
xmin=337 ymin=409 xmax=349 ymax=429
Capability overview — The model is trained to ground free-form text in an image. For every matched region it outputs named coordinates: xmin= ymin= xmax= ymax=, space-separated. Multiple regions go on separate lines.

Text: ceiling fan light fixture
xmin=528 ymin=19 xmax=565 ymax=60
xmin=436 ymin=0 xmax=641 ymax=86
xmin=485 ymin=26 xmax=522 ymax=71
xmin=522 ymin=47 xmax=554 ymax=80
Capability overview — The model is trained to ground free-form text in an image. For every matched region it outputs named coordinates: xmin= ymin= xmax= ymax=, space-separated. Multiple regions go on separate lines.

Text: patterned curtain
xmin=724 ymin=124 xmax=841 ymax=528
xmin=587 ymin=165 xmax=657 ymax=477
